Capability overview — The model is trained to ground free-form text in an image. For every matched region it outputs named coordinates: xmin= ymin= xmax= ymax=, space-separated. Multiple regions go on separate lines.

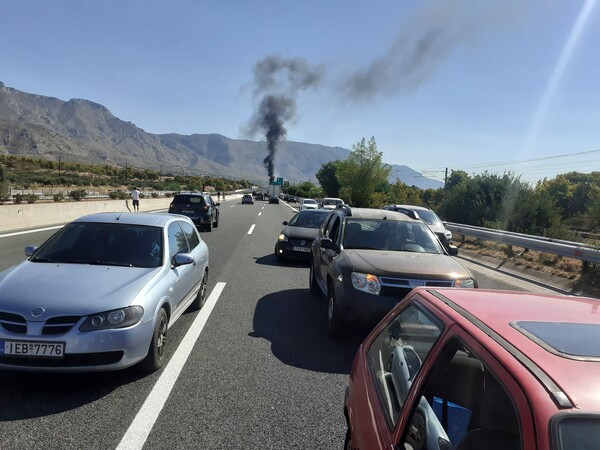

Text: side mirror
xmin=446 ymin=244 xmax=458 ymax=256
xmin=24 ymin=245 xmax=37 ymax=257
xmin=172 ymin=253 xmax=194 ymax=268
xmin=215 ymin=202 xmax=221 ymax=207
xmin=282 ymin=221 xmax=288 ymax=226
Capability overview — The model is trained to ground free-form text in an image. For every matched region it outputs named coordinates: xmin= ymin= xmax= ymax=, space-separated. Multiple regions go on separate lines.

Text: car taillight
xmin=169 ymin=204 xmax=174 ymax=210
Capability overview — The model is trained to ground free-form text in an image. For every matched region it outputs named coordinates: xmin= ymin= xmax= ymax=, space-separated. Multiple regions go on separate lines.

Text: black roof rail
xmin=337 ymin=204 xmax=352 ymax=216
xmin=388 ymin=206 xmax=420 ymax=220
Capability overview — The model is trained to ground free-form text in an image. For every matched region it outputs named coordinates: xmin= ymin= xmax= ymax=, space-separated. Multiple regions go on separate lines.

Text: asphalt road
xmin=0 ymin=199 xmax=556 ymax=450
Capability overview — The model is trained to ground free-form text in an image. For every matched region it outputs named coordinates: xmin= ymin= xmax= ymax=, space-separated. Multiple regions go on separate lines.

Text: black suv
xmin=309 ymin=206 xmax=476 ymax=337
xmin=169 ymin=193 xmax=220 ymax=231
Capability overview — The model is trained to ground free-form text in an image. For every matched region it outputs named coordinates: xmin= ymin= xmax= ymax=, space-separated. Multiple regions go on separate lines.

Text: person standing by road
xmin=131 ymin=187 xmax=141 ymax=212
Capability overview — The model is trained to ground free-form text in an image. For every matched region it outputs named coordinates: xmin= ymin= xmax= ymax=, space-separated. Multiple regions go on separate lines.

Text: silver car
xmin=0 ymin=212 xmax=209 ymax=372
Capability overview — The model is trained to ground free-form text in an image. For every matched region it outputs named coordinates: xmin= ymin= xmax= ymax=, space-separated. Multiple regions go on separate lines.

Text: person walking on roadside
xmin=131 ymin=187 xmax=141 ymax=212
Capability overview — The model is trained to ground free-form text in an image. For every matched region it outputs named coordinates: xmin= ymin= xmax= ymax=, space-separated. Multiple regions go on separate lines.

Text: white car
xmin=320 ymin=197 xmax=344 ymax=209
xmin=0 ymin=212 xmax=209 ymax=373
xmin=299 ymin=199 xmax=319 ymax=211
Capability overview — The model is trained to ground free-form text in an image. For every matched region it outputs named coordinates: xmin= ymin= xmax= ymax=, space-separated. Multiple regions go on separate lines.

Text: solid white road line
xmin=247 ymin=224 xmax=256 ymax=235
xmin=0 ymin=225 xmax=64 ymax=239
xmin=116 ymin=282 xmax=227 ymax=450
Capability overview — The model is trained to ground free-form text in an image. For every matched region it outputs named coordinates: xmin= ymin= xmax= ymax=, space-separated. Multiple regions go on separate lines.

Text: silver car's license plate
xmin=0 ymin=340 xmax=65 ymax=358
xmin=292 ymin=246 xmax=311 ymax=252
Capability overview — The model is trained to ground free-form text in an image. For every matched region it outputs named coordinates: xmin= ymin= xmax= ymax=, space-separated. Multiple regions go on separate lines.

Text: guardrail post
xmin=461 ymin=234 xmax=465 ymax=245
xmin=582 ymin=260 xmax=590 ymax=273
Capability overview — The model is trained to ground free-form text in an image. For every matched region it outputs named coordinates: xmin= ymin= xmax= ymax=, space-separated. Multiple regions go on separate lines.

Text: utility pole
xmin=444 ymin=167 xmax=448 ymax=188
xmin=58 ymin=156 xmax=61 ymax=177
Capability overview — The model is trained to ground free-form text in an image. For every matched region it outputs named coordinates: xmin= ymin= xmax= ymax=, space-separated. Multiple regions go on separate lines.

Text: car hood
xmin=283 ymin=226 xmax=320 ymax=240
xmin=0 ymin=261 xmax=160 ymax=318
xmin=344 ymin=250 xmax=471 ymax=279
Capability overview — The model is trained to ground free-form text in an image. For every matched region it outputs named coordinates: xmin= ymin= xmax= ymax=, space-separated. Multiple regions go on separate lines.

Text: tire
xmin=344 ymin=428 xmax=354 ymax=450
xmin=190 ymin=271 xmax=208 ymax=311
xmin=327 ymin=283 xmax=344 ymax=338
xmin=214 ymin=212 xmax=219 ymax=228
xmin=206 ymin=220 xmax=213 ymax=232
xmin=139 ymin=308 xmax=168 ymax=372
xmin=309 ymin=262 xmax=321 ymax=296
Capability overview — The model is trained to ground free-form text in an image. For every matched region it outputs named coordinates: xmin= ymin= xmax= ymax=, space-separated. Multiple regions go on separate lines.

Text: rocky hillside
xmin=0 ymin=82 xmax=442 ymax=188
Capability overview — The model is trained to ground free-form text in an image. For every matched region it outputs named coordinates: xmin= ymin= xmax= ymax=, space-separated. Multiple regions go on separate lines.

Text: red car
xmin=344 ymin=288 xmax=600 ymax=450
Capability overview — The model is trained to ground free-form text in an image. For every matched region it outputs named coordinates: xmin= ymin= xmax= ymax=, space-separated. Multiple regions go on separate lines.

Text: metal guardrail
xmin=445 ymin=222 xmax=600 ymax=265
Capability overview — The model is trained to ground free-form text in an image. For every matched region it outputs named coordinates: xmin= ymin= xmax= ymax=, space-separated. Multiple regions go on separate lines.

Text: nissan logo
xmin=31 ymin=307 xmax=45 ymax=318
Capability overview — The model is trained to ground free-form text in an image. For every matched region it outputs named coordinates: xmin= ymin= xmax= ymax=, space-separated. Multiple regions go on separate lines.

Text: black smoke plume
xmin=246 ymin=56 xmax=322 ymax=181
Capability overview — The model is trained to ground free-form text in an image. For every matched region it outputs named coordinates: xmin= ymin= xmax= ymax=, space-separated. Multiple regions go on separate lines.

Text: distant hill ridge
xmin=0 ymin=82 xmax=442 ymax=188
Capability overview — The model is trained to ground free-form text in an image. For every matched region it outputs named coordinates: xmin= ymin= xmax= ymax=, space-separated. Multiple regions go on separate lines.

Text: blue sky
xmin=1 ymin=0 xmax=599 ymax=184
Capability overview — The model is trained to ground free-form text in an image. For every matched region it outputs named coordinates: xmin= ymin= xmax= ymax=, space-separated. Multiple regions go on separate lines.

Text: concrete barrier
xmin=0 ymin=198 xmax=172 ymax=233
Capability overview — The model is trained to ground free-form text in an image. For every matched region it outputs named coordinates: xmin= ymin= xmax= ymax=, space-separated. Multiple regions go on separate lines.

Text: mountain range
xmin=0 ymin=82 xmax=442 ymax=189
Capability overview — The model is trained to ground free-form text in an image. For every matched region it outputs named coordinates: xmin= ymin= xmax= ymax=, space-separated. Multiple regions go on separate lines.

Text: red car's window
xmin=367 ymin=303 xmax=442 ymax=428
xmin=553 ymin=414 xmax=600 ymax=449
xmin=401 ymin=339 xmax=522 ymax=450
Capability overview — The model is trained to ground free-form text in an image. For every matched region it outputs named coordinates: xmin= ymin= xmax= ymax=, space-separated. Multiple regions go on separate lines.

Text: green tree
xmin=336 ymin=137 xmax=391 ymax=207
xmin=316 ymin=161 xmax=341 ymax=197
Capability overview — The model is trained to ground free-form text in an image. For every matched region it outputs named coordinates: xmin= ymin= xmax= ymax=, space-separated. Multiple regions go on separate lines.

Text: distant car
xmin=384 ymin=204 xmax=453 ymax=246
xmin=310 ymin=206 xmax=474 ymax=337
xmin=344 ymin=288 xmax=600 ymax=450
xmin=241 ymin=194 xmax=254 ymax=204
xmin=320 ymin=197 xmax=344 ymax=210
xmin=288 ymin=196 xmax=297 ymax=203
xmin=0 ymin=212 xmax=209 ymax=372
xmin=275 ymin=209 xmax=331 ymax=260
xmin=168 ymin=192 xmax=220 ymax=231
xmin=269 ymin=195 xmax=279 ymax=204
xmin=299 ymin=198 xmax=319 ymax=211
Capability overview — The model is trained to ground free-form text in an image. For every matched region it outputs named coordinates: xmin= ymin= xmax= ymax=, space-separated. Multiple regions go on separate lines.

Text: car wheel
xmin=214 ymin=213 xmax=219 ymax=228
xmin=139 ymin=308 xmax=168 ymax=372
xmin=190 ymin=271 xmax=208 ymax=311
xmin=309 ymin=262 xmax=321 ymax=296
xmin=206 ymin=220 xmax=213 ymax=232
xmin=327 ymin=282 xmax=344 ymax=338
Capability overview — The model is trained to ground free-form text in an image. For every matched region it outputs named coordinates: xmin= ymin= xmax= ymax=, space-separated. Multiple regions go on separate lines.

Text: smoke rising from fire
xmin=246 ymin=56 xmax=323 ymax=181
xmin=341 ymin=1 xmax=526 ymax=102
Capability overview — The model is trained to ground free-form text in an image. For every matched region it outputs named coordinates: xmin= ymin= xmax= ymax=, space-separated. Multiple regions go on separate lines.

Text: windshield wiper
xmin=31 ymin=257 xmax=60 ymax=263
xmin=64 ymin=259 xmax=132 ymax=267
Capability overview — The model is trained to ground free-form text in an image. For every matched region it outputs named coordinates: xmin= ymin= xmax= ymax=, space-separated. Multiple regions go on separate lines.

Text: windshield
xmin=288 ymin=211 xmax=330 ymax=228
xmin=343 ymin=219 xmax=444 ymax=254
xmin=304 ymin=199 xmax=317 ymax=204
xmin=31 ymin=222 xmax=163 ymax=268
xmin=323 ymin=199 xmax=343 ymax=206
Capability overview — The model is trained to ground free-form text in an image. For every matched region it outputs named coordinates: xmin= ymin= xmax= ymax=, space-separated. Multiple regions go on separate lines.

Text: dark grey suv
xmin=309 ymin=206 xmax=476 ymax=337
xmin=169 ymin=193 xmax=220 ymax=231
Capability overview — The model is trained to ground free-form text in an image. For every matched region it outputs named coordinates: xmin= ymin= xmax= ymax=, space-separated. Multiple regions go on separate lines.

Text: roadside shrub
xmin=53 ymin=193 xmax=64 ymax=202
xmin=25 ymin=194 xmax=39 ymax=204
xmin=109 ymin=190 xmax=129 ymax=200
xmin=69 ymin=189 xmax=87 ymax=201
xmin=151 ymin=192 xmax=159 ymax=198
xmin=13 ymin=193 xmax=24 ymax=204
xmin=0 ymin=193 xmax=11 ymax=204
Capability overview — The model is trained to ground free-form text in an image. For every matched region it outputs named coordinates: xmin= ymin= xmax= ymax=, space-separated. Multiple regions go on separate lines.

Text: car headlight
xmin=455 ymin=278 xmax=476 ymax=288
xmin=79 ymin=306 xmax=144 ymax=331
xmin=278 ymin=233 xmax=288 ymax=242
xmin=351 ymin=272 xmax=381 ymax=295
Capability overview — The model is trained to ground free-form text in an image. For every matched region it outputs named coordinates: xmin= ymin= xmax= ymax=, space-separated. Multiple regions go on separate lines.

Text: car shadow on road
xmin=254 ymin=253 xmax=310 ymax=268
xmin=249 ymin=288 xmax=369 ymax=375
xmin=0 ymin=365 xmax=149 ymax=421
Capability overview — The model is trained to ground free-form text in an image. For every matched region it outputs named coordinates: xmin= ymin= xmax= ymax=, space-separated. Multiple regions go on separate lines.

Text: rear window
xmin=416 ymin=210 xmax=442 ymax=227
xmin=172 ymin=195 xmax=206 ymax=206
